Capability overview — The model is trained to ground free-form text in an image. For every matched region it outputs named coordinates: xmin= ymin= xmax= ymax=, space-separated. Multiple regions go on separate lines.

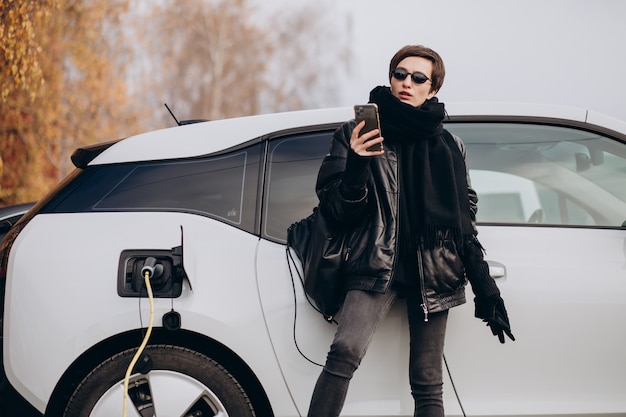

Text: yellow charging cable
xmin=122 ymin=270 xmax=155 ymax=417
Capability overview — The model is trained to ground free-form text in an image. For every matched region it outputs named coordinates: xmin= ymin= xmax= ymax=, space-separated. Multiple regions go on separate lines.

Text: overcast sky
xmin=264 ymin=0 xmax=626 ymax=121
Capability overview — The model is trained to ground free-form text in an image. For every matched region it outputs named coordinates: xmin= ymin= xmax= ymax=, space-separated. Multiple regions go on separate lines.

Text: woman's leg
xmin=406 ymin=296 xmax=449 ymax=417
xmin=307 ymin=289 xmax=397 ymax=417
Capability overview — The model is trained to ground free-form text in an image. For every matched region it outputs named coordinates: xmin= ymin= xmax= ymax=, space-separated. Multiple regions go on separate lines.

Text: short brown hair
xmin=388 ymin=45 xmax=445 ymax=93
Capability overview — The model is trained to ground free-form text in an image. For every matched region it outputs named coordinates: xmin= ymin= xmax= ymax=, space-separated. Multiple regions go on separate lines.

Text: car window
xmin=264 ymin=131 xmax=332 ymax=242
xmin=95 ymin=150 xmax=261 ymax=229
xmin=447 ymin=123 xmax=626 ymax=227
xmin=49 ymin=144 xmax=263 ymax=234
xmin=263 ymin=122 xmax=626 ymax=243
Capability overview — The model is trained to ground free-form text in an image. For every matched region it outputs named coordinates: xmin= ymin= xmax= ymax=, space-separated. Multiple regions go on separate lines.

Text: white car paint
xmin=4 ymin=213 xmax=298 ymax=415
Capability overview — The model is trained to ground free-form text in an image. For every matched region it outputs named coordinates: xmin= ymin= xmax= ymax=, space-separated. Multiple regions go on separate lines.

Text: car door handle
xmin=487 ymin=261 xmax=506 ymax=279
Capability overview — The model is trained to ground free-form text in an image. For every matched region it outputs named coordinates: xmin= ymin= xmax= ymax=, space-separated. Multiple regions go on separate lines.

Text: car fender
xmin=4 ymin=212 xmax=296 ymax=415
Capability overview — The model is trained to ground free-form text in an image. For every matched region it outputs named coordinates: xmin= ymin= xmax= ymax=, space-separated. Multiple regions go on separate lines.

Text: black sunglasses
xmin=390 ymin=68 xmax=431 ymax=85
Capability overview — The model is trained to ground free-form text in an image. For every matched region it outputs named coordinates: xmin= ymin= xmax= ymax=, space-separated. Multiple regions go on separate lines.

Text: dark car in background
xmin=0 ymin=203 xmax=35 ymax=243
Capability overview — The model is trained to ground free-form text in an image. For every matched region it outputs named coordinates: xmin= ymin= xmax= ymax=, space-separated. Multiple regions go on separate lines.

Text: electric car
xmin=2 ymin=104 xmax=626 ymax=417
xmin=0 ymin=202 xmax=35 ymax=244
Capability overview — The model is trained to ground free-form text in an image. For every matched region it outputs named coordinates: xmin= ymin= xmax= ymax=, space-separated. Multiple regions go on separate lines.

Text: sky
xmin=262 ymin=0 xmax=626 ymax=121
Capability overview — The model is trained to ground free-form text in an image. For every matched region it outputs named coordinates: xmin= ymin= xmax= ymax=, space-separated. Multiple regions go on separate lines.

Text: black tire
xmin=62 ymin=344 xmax=256 ymax=417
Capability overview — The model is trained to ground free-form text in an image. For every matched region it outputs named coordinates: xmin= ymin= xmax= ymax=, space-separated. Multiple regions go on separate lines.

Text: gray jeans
xmin=307 ymin=288 xmax=448 ymax=417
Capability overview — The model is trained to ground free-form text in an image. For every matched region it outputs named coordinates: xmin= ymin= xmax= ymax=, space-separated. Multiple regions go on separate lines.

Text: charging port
xmin=117 ymin=247 xmax=185 ymax=298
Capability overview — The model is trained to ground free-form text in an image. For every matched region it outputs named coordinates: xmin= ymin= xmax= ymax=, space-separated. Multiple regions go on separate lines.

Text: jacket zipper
xmin=416 ymin=248 xmax=429 ymax=322
xmin=390 ymin=146 xmax=402 ymax=289
xmin=391 ymin=145 xmax=428 ymax=322
xmin=390 ymin=145 xmax=428 ymax=320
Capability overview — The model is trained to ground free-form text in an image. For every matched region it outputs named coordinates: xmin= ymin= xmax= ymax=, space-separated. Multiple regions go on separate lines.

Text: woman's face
xmin=390 ymin=56 xmax=436 ymax=107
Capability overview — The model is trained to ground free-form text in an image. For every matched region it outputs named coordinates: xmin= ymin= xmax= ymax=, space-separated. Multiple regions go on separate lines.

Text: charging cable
xmin=122 ymin=258 xmax=157 ymax=417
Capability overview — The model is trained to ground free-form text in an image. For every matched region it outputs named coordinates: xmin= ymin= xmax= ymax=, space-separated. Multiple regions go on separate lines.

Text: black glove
xmin=474 ymin=294 xmax=515 ymax=343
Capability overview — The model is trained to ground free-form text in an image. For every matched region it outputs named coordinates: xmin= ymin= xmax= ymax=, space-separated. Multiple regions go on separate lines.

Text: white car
xmin=1 ymin=104 xmax=626 ymax=417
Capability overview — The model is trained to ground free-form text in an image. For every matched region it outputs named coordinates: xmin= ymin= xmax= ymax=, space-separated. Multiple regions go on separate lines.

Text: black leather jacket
xmin=316 ymin=121 xmax=495 ymax=318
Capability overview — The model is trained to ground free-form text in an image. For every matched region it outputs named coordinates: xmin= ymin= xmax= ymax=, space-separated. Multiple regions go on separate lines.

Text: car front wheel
xmin=62 ymin=344 xmax=256 ymax=417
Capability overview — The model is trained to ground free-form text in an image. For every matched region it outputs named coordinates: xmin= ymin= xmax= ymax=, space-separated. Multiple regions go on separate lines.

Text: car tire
xmin=62 ymin=344 xmax=256 ymax=417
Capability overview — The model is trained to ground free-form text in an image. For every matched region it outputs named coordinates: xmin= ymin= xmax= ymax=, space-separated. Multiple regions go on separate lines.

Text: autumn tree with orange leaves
xmin=1 ymin=0 xmax=348 ymax=206
xmin=1 ymin=0 xmax=139 ymax=204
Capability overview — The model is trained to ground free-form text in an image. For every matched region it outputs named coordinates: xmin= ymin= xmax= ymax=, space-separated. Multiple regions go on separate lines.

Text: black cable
xmin=286 ymin=246 xmax=468 ymax=416
xmin=286 ymin=247 xmax=325 ymax=367
xmin=286 ymin=246 xmax=338 ymax=323
xmin=444 ymin=353 xmax=467 ymax=417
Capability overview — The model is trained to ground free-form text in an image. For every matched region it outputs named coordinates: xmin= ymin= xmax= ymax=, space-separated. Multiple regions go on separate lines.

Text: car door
xmin=256 ymin=121 xmax=626 ymax=417
xmin=256 ymin=130 xmax=466 ymax=416
xmin=442 ymin=121 xmax=626 ymax=416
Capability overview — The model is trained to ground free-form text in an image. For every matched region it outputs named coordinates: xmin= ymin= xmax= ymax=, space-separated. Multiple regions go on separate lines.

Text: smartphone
xmin=354 ymin=104 xmax=382 ymax=151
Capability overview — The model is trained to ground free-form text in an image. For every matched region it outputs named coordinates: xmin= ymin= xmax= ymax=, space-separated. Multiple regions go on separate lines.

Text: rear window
xmin=46 ymin=144 xmax=263 ymax=233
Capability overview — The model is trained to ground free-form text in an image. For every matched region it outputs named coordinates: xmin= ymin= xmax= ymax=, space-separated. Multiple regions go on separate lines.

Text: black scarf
xmin=369 ymin=86 xmax=473 ymax=251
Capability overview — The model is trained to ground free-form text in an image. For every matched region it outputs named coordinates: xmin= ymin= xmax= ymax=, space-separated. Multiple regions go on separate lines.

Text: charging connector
xmin=123 ymin=258 xmax=157 ymax=417
xmin=118 ymin=249 xmax=186 ymax=298
xmin=140 ymin=256 xmax=163 ymax=280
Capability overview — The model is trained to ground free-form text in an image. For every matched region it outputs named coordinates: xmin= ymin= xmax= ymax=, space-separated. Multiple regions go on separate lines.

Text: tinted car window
xmin=264 ymin=122 xmax=626 ymax=243
xmin=448 ymin=123 xmax=626 ymax=227
xmin=48 ymin=144 xmax=263 ymax=233
xmin=264 ymin=131 xmax=332 ymax=242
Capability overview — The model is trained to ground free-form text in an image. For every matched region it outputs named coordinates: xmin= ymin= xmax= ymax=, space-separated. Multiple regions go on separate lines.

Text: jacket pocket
xmin=421 ymin=239 xmax=466 ymax=295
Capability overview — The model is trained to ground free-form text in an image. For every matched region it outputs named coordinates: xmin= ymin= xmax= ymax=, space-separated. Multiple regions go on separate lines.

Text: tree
xmin=0 ymin=0 xmax=52 ymax=203
xmin=0 ymin=0 xmax=350 ymax=205
xmin=0 ymin=0 xmax=51 ymax=101
xmin=138 ymin=0 xmax=350 ymax=125
xmin=140 ymin=0 xmax=272 ymax=122
xmin=0 ymin=0 xmax=140 ymax=204
xmin=261 ymin=1 xmax=352 ymax=113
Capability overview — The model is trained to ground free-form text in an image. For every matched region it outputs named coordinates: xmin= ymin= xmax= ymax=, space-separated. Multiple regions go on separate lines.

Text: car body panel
xmin=587 ymin=109 xmax=626 ymax=134
xmin=90 ymin=108 xmax=354 ymax=166
xmin=89 ymin=104 xmax=626 ymax=168
xmin=4 ymin=212 xmax=298 ymax=415
xmin=258 ymin=224 xmax=626 ymax=415
xmin=446 ymin=102 xmax=589 ymax=122
xmin=446 ymin=225 xmax=626 ymax=415
xmin=258 ymin=240 xmax=467 ymax=416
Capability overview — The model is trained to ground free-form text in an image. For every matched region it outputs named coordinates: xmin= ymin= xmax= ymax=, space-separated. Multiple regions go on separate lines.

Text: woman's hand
xmin=474 ymin=294 xmax=515 ymax=344
xmin=350 ymin=121 xmax=385 ymax=156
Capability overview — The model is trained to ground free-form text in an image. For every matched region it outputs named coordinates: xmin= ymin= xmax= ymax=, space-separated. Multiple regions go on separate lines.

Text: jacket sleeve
xmin=315 ymin=121 xmax=371 ymax=227
xmin=451 ymin=133 xmax=501 ymax=299
xmin=450 ymin=133 xmax=478 ymax=231
xmin=462 ymin=237 xmax=501 ymax=299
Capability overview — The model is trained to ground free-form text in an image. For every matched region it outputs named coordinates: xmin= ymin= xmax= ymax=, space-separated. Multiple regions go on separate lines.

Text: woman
xmin=308 ymin=45 xmax=514 ymax=417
